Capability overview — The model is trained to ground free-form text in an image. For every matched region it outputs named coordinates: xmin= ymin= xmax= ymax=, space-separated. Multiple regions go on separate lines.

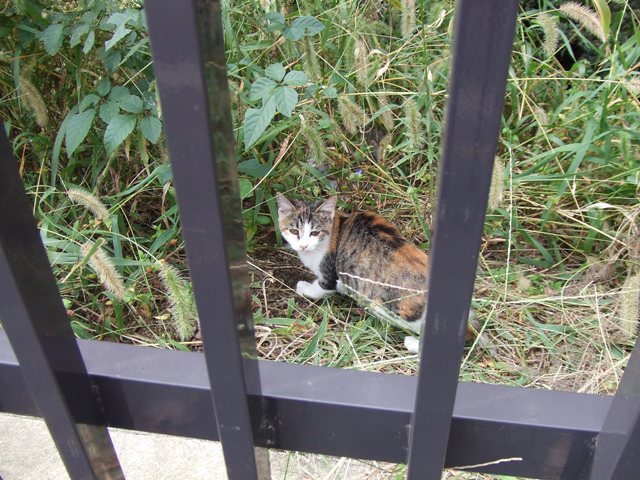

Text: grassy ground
xmin=1 ymin=0 xmax=640 ymax=477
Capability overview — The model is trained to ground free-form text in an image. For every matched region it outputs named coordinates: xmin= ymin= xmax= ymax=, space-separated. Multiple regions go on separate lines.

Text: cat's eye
xmin=310 ymin=231 xmax=321 ymax=237
xmin=289 ymin=228 xmax=299 ymax=236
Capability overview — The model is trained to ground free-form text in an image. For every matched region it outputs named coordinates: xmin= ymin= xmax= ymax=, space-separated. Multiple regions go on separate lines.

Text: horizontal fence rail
xmin=0 ymin=331 xmax=614 ymax=479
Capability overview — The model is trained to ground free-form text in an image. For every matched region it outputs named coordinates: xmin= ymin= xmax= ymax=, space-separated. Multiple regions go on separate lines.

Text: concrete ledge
xmin=0 ymin=413 xmax=392 ymax=479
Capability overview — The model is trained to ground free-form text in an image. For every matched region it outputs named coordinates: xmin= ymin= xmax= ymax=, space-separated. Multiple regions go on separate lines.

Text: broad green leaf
xmin=282 ymin=25 xmax=304 ymax=41
xmin=109 ymin=86 xmax=129 ymax=101
xmin=103 ymin=10 xmax=139 ymax=52
xmin=82 ymin=30 xmax=95 ymax=54
xmin=323 ymin=86 xmax=337 ymax=98
xmin=81 ymin=8 xmax=100 ymax=25
xmin=244 ymin=102 xmax=276 ymax=149
xmin=104 ymin=114 xmax=137 ymax=155
xmin=97 ymin=77 xmax=111 ymax=97
xmin=262 ymin=92 xmax=277 ymax=119
xmin=274 ymin=86 xmax=298 ymax=117
xmin=119 ymin=37 xmax=145 ymax=65
xmin=238 ymin=177 xmax=253 ymax=199
xmin=283 ymin=70 xmax=307 ymax=86
xmin=118 ymin=94 xmax=143 ymax=113
xmin=42 ymin=23 xmax=65 ymax=55
xmin=237 ymin=158 xmax=272 ymax=178
xmin=249 ymin=77 xmax=277 ymax=102
xmin=70 ymin=23 xmax=90 ymax=47
xmin=106 ymin=10 xmax=139 ymax=29
xmin=99 ymin=101 xmax=119 ymax=124
xmin=139 ymin=117 xmax=162 ymax=144
xmin=105 ymin=24 xmax=131 ymax=51
xmin=265 ymin=63 xmax=286 ymax=82
xmin=290 ymin=16 xmax=324 ymax=36
xmin=78 ymin=94 xmax=100 ymax=112
xmin=265 ymin=12 xmax=285 ymax=31
xmin=103 ymin=49 xmax=122 ymax=72
xmin=65 ymin=108 xmax=96 ymax=157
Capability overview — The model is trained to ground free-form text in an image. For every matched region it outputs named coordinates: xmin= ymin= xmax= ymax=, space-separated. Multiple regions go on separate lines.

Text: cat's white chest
xmin=297 ymin=248 xmax=326 ymax=278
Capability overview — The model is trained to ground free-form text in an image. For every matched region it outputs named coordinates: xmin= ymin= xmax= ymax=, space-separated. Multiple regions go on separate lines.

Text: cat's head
xmin=276 ymin=193 xmax=337 ymax=253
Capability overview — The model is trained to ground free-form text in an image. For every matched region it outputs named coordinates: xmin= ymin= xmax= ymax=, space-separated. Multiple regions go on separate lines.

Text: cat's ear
xmin=276 ymin=192 xmax=294 ymax=217
xmin=316 ymin=196 xmax=337 ymax=218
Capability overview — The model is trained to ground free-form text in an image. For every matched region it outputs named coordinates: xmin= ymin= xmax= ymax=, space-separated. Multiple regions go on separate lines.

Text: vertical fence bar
xmin=588 ymin=336 xmax=640 ymax=479
xmin=406 ymin=1 xmax=519 ymax=478
xmin=145 ymin=1 xmax=269 ymax=479
xmin=0 ymin=123 xmax=123 ymax=479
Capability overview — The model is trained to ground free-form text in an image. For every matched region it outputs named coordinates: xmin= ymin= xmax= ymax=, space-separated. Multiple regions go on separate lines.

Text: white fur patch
xmin=296 ymin=280 xmax=334 ymax=300
xmin=404 ymin=336 xmax=420 ymax=353
xmin=297 ymin=247 xmax=327 ymax=277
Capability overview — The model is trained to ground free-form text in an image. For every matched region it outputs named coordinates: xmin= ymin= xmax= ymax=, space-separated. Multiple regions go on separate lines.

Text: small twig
xmin=261 ymin=277 xmax=272 ymax=317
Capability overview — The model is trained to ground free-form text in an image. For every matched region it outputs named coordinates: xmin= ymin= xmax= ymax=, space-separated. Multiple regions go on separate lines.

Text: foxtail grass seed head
xmin=403 ymin=97 xmax=424 ymax=150
xmin=67 ymin=187 xmax=110 ymax=221
xmin=377 ymin=95 xmax=395 ymax=132
xmin=19 ymin=75 xmax=49 ymax=128
xmin=300 ymin=114 xmax=325 ymax=164
xmin=302 ymin=36 xmax=322 ymax=83
xmin=487 ymin=157 xmax=505 ymax=211
xmin=617 ymin=271 xmax=640 ymax=341
xmin=377 ymin=132 xmax=393 ymax=161
xmin=559 ymin=2 xmax=606 ymax=43
xmin=354 ymin=38 xmax=369 ymax=87
xmin=537 ymin=13 xmax=560 ymax=57
xmin=337 ymin=95 xmax=368 ymax=136
xmin=626 ymin=76 xmax=640 ymax=96
xmin=158 ymin=261 xmax=198 ymax=341
xmin=401 ymin=0 xmax=416 ymax=37
xmin=81 ymin=241 xmax=127 ymax=301
xmin=533 ymin=105 xmax=549 ymax=127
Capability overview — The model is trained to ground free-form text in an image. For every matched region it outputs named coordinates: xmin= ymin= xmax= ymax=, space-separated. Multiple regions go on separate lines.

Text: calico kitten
xmin=276 ymin=193 xmax=429 ymax=352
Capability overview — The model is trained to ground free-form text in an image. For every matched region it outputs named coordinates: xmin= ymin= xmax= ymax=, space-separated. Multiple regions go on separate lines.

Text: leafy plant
xmin=244 ymin=63 xmax=309 ymax=149
xmin=264 ymin=13 xmax=325 ymax=41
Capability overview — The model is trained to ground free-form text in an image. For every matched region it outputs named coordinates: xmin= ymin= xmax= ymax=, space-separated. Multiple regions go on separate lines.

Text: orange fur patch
xmin=397 ymin=295 xmax=425 ymax=320
xmin=395 ymin=243 xmax=429 ymax=270
xmin=370 ymin=215 xmax=395 ymax=230
xmin=328 ymin=211 xmax=343 ymax=253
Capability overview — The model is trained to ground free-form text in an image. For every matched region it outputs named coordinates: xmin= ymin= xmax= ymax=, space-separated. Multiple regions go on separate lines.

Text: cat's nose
xmin=299 ymin=244 xmax=308 ymax=250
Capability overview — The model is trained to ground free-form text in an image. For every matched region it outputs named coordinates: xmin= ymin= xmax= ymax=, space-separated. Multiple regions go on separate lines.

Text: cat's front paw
xmin=296 ymin=280 xmax=313 ymax=297
xmin=404 ymin=336 xmax=420 ymax=353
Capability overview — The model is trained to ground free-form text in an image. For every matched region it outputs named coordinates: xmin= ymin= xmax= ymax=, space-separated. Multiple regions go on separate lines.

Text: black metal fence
xmin=1 ymin=0 xmax=639 ymax=479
